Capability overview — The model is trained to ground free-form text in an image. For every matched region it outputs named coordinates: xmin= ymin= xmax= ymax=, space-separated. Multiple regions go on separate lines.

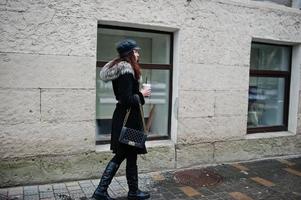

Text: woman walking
xmin=92 ymin=39 xmax=151 ymax=200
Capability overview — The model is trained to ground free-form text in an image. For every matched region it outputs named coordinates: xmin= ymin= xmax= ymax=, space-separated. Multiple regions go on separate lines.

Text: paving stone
xmin=148 ymin=193 xmax=163 ymax=200
xmin=213 ymin=165 xmax=249 ymax=183
xmin=8 ymin=187 xmax=23 ymax=196
xmin=24 ymin=186 xmax=38 ymax=196
xmin=39 ymin=192 xmax=54 ymax=199
xmin=283 ymin=167 xmax=301 ymax=177
xmin=250 ymin=177 xmax=275 ymax=187
xmin=138 ymin=175 xmax=154 ymax=191
xmin=0 ymin=188 xmax=8 ymax=196
xmin=151 ymin=173 xmax=165 ymax=182
xmin=106 ymin=188 xmax=116 ymax=199
xmin=290 ymin=157 xmax=301 ymax=166
xmin=66 ymin=185 xmax=81 ymax=191
xmin=54 ymin=192 xmax=70 ymax=200
xmin=114 ymin=176 xmax=128 ymax=191
xmin=243 ymin=159 xmax=284 ymax=170
xmin=69 ymin=191 xmax=85 ymax=199
xmin=199 ymin=187 xmax=216 ymax=196
xmin=0 ymin=194 xmax=8 ymax=200
xmin=38 ymin=185 xmax=53 ymax=193
xmin=90 ymin=179 xmax=99 ymax=187
xmin=52 ymin=184 xmax=66 ymax=191
xmin=160 ymin=191 xmax=177 ymax=199
xmin=179 ymin=186 xmax=201 ymax=197
xmin=24 ymin=195 xmax=39 ymax=200
xmin=108 ymin=181 xmax=127 ymax=198
xmin=251 ymin=190 xmax=288 ymax=200
xmin=277 ymin=159 xmax=296 ymax=166
xmin=108 ymin=178 xmax=126 ymax=194
xmin=231 ymin=163 xmax=249 ymax=171
xmin=215 ymin=192 xmax=234 ymax=200
xmin=78 ymin=180 xmax=94 ymax=188
xmin=65 ymin=182 xmax=79 ymax=187
xmin=81 ymin=187 xmax=94 ymax=197
xmin=8 ymin=194 xmax=24 ymax=200
xmin=53 ymin=189 xmax=69 ymax=195
xmin=229 ymin=192 xmax=253 ymax=200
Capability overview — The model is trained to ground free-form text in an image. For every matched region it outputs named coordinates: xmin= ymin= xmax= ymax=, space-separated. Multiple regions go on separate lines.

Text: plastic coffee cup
xmin=142 ymin=83 xmax=151 ymax=90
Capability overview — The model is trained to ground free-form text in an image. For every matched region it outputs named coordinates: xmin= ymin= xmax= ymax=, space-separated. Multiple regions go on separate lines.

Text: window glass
xmin=96 ymin=26 xmax=172 ymax=142
xmin=96 ymin=67 xmax=170 ymax=140
xmin=141 ymin=69 xmax=170 ymax=137
xmin=97 ymin=28 xmax=171 ymax=64
xmin=250 ymin=43 xmax=290 ymax=71
xmin=248 ymin=77 xmax=285 ymax=128
xmin=96 ymin=66 xmax=115 ymax=141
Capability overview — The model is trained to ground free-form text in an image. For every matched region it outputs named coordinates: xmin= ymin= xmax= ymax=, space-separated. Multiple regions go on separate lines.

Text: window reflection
xmin=96 ymin=26 xmax=172 ymax=142
xmin=248 ymin=77 xmax=285 ymax=127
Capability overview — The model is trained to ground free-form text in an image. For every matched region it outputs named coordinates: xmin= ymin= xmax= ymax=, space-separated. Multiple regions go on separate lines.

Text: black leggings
xmin=111 ymin=151 xmax=137 ymax=169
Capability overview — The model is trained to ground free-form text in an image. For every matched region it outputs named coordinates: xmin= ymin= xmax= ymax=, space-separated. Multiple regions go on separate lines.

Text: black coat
xmin=111 ymin=74 xmax=146 ymax=154
xmin=99 ymin=61 xmax=147 ymax=154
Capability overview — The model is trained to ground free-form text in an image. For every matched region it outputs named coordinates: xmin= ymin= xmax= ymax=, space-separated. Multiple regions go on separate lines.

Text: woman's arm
xmin=137 ymin=92 xmax=145 ymax=105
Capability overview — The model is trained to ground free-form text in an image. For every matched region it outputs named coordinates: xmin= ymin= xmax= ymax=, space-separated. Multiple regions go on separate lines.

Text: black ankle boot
xmin=92 ymin=161 xmax=120 ymax=200
xmin=127 ymin=189 xmax=150 ymax=200
xmin=126 ymin=165 xmax=150 ymax=200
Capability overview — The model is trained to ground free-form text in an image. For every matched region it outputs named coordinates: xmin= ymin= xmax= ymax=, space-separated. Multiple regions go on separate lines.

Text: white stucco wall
xmin=0 ymin=0 xmax=301 ymax=186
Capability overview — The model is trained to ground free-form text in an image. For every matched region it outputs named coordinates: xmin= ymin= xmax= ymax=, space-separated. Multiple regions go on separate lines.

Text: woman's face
xmin=133 ymin=49 xmax=140 ymax=62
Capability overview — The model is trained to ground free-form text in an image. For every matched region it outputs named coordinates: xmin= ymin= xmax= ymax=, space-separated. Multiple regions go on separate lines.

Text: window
xmin=96 ymin=25 xmax=173 ymax=144
xmin=247 ymin=42 xmax=292 ymax=133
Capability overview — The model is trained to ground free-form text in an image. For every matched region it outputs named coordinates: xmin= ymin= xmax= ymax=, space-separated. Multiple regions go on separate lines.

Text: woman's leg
xmin=126 ymin=153 xmax=150 ymax=200
xmin=93 ymin=153 xmax=126 ymax=200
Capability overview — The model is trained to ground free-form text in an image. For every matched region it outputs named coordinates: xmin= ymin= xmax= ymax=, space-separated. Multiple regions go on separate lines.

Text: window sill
xmin=245 ymin=131 xmax=296 ymax=140
xmin=95 ymin=139 xmax=175 ymax=153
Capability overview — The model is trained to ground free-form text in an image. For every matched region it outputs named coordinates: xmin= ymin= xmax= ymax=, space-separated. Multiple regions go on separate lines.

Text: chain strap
xmin=122 ymin=102 xmax=147 ymax=133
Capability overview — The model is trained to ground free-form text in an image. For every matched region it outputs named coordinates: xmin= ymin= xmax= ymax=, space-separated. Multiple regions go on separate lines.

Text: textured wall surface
xmin=0 ymin=0 xmax=301 ymax=186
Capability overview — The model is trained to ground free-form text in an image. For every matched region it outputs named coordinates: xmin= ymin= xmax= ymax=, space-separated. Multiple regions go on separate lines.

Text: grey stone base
xmin=0 ymin=145 xmax=175 ymax=187
xmin=176 ymin=134 xmax=301 ymax=169
xmin=1 ymin=135 xmax=301 ymax=187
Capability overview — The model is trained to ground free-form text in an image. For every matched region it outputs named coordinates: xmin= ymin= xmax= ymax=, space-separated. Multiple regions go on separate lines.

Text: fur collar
xmin=99 ymin=61 xmax=135 ymax=82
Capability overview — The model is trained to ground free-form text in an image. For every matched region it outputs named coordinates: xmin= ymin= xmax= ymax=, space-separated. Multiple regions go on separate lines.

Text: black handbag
xmin=118 ymin=101 xmax=148 ymax=149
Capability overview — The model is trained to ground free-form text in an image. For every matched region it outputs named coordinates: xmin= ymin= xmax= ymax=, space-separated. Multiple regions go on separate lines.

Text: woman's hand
xmin=140 ymin=87 xmax=151 ymax=97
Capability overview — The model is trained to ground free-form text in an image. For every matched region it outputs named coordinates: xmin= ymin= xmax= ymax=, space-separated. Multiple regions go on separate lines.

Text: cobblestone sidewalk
xmin=1 ymin=157 xmax=301 ymax=200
